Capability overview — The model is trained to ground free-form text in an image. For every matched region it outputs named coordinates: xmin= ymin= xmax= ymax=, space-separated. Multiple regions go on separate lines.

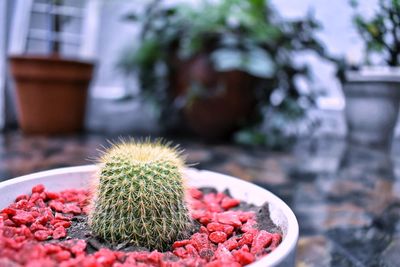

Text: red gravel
xmin=0 ymin=185 xmax=282 ymax=266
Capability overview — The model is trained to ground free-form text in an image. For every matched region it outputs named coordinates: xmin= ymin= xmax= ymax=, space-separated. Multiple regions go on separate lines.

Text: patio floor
xmin=0 ymin=131 xmax=399 ymax=266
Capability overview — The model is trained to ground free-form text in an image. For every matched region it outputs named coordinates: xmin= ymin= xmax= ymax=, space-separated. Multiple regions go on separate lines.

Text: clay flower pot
xmin=169 ymin=54 xmax=260 ymax=140
xmin=9 ymin=55 xmax=94 ymax=135
xmin=0 ymin=165 xmax=298 ymax=266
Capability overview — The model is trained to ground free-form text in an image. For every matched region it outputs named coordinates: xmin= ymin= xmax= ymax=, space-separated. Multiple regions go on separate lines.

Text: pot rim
xmin=9 ymin=54 xmax=95 ymax=66
xmin=0 ymin=165 xmax=299 ymax=267
xmin=346 ymin=67 xmax=400 ymax=83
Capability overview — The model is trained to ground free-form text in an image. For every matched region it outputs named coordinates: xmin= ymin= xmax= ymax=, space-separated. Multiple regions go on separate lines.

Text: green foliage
xmin=234 ymin=97 xmax=319 ymax=150
xmin=351 ymin=0 xmax=400 ymax=66
xmin=119 ymin=0 xmax=328 ymax=148
xmin=89 ymin=140 xmax=192 ymax=251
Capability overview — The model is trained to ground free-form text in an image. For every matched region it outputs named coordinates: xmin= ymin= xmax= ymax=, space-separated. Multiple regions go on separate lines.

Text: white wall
xmin=90 ymin=0 xmax=142 ymax=99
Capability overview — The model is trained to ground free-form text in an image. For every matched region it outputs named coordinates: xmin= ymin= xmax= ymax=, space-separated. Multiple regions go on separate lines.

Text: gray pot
xmin=343 ymin=68 xmax=400 ymax=148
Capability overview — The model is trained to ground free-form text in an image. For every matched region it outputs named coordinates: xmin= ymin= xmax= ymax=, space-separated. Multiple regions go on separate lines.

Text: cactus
xmin=89 ymin=140 xmax=193 ymax=251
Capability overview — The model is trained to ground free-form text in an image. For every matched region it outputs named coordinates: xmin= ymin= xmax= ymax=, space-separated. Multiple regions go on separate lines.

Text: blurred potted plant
xmin=342 ymin=0 xmax=400 ymax=147
xmin=9 ymin=0 xmax=94 ymax=135
xmin=120 ymin=0 xmax=326 ymax=144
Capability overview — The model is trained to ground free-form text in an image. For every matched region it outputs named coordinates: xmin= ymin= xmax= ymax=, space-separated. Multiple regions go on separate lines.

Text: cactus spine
xmin=89 ymin=140 xmax=192 ymax=251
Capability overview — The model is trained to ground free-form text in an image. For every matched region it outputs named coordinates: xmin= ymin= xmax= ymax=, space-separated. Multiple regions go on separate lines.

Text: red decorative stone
xmin=35 ymin=199 xmax=46 ymax=208
xmin=222 ymin=225 xmax=234 ymax=236
xmin=250 ymin=230 xmax=273 ymax=255
xmin=208 ymin=202 xmax=222 ymax=212
xmin=2 ymin=226 xmax=16 ymax=237
xmin=241 ymin=218 xmax=257 ymax=232
xmin=212 ymin=243 xmax=234 ymax=262
xmin=241 ymin=244 xmax=250 ymax=252
xmin=29 ymin=193 xmax=42 ymax=204
xmin=53 ymin=226 xmax=67 ymax=239
xmin=233 ymin=249 xmax=255 ymax=265
xmin=94 ymin=248 xmax=116 ymax=266
xmin=0 ymin=185 xmax=283 ymax=266
xmin=19 ymin=200 xmax=35 ymax=210
xmin=198 ymin=212 xmax=214 ymax=225
xmin=49 ymin=201 xmax=65 ymax=212
xmin=46 ymin=192 xmax=60 ymax=200
xmin=191 ymin=199 xmax=207 ymax=210
xmin=15 ymin=194 xmax=29 ymax=202
xmin=189 ymin=188 xmax=203 ymax=199
xmin=55 ymin=250 xmax=71 ymax=261
xmin=207 ymin=222 xmax=225 ymax=232
xmin=221 ymin=197 xmax=240 ymax=210
xmin=34 ymin=230 xmax=51 ymax=241
xmin=1 ymin=208 xmax=17 ymax=216
xmin=199 ymin=225 xmax=209 ymax=235
xmin=70 ymin=240 xmax=87 ymax=256
xmin=55 ymin=212 xmax=72 ymax=221
xmin=147 ymin=250 xmax=163 ymax=264
xmin=185 ymin=244 xmax=200 ymax=257
xmin=30 ymin=222 xmax=48 ymax=232
xmin=172 ymin=239 xmax=190 ymax=249
xmin=190 ymin=233 xmax=211 ymax=251
xmin=206 ymin=260 xmax=241 ymax=267
xmin=32 ymin=184 xmax=45 ymax=194
xmin=63 ymin=204 xmax=81 ymax=215
xmin=269 ymin=233 xmax=282 ymax=250
xmin=12 ymin=211 xmax=35 ymax=225
xmin=238 ymin=232 xmax=255 ymax=247
xmin=173 ymin=247 xmax=187 ymax=258
xmin=30 ymin=210 xmax=40 ymax=218
xmin=209 ymin=231 xmax=228 ymax=243
xmin=204 ymin=193 xmax=217 ymax=204
xmin=238 ymin=211 xmax=255 ymax=223
xmin=217 ymin=212 xmax=242 ymax=227
xmin=191 ymin=210 xmax=207 ymax=220
xmin=45 ymin=244 xmax=62 ymax=254
xmin=54 ymin=221 xmax=71 ymax=229
xmin=223 ymin=237 xmax=239 ymax=251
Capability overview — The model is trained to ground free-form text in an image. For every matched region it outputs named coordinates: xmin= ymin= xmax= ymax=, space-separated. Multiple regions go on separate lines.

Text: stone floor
xmin=0 ymin=131 xmax=399 ymax=266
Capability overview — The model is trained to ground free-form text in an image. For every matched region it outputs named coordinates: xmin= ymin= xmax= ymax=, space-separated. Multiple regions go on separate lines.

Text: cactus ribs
xmin=89 ymin=140 xmax=193 ymax=251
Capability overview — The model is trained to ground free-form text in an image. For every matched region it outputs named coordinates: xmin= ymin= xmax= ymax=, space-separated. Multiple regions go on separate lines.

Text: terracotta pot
xmin=169 ymin=54 xmax=260 ymax=140
xmin=9 ymin=55 xmax=94 ymax=135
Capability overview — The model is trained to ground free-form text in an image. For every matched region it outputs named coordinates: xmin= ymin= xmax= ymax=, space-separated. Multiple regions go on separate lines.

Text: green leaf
xmin=234 ymin=129 xmax=267 ymax=146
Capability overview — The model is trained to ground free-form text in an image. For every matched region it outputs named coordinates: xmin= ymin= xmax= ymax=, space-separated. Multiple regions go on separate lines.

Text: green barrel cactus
xmin=89 ymin=140 xmax=193 ymax=251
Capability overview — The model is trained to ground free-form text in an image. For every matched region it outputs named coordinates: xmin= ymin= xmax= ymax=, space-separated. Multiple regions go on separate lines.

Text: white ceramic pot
xmin=0 ymin=165 xmax=298 ymax=267
xmin=344 ymin=68 xmax=400 ymax=148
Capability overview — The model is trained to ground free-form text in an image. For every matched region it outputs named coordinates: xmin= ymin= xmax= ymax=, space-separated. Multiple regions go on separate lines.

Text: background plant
xmin=120 ymin=0 xmax=329 ymax=148
xmin=350 ymin=0 xmax=400 ymax=66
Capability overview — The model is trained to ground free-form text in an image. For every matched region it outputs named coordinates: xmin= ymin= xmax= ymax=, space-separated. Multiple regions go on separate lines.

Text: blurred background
xmin=1 ymin=1 xmax=400 ymax=266
xmin=1 ymin=0 xmax=392 ymax=144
